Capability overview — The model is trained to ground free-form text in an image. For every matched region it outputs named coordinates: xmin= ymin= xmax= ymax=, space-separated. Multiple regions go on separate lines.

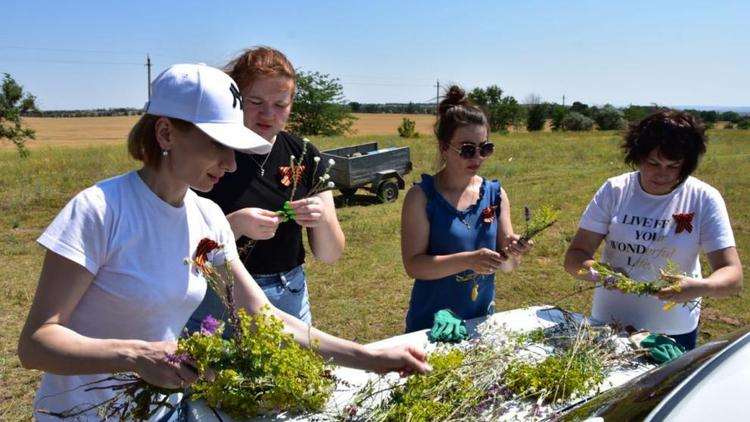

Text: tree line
xmin=3 ymin=71 xmax=749 ymax=158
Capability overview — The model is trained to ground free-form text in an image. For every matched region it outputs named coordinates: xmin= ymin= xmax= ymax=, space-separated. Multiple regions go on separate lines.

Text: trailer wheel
xmin=377 ymin=180 xmax=399 ymax=203
xmin=339 ymin=188 xmax=358 ymax=197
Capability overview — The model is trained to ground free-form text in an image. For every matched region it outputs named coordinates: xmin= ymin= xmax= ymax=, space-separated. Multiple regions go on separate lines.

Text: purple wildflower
xmin=588 ymin=267 xmax=599 ymax=282
xmin=200 ymin=314 xmax=221 ymax=335
xmin=166 ymin=352 xmax=188 ymax=365
xmin=603 ymin=276 xmax=619 ymax=287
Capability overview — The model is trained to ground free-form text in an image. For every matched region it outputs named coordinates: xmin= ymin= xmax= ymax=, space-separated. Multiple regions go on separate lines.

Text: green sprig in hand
xmin=579 ymin=260 xmax=685 ymax=310
xmin=521 ymin=204 xmax=559 ymax=241
xmin=275 ymin=139 xmax=336 ymax=222
xmin=456 ymin=205 xmax=558 ymax=302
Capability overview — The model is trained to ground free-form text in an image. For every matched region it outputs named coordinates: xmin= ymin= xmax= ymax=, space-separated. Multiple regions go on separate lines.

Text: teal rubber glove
xmin=428 ymin=309 xmax=468 ymax=343
xmin=640 ymin=334 xmax=685 ymax=364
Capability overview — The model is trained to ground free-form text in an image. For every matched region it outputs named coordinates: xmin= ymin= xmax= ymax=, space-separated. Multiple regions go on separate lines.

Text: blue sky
xmin=1 ymin=1 xmax=748 ymax=110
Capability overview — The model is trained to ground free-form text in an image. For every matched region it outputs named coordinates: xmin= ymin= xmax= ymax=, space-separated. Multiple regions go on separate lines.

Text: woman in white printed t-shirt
xmin=17 ymin=63 xmax=430 ymax=421
xmin=564 ymin=110 xmax=743 ymax=350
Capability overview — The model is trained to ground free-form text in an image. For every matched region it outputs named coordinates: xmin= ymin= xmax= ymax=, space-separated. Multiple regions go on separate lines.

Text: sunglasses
xmin=448 ymin=141 xmax=495 ymax=159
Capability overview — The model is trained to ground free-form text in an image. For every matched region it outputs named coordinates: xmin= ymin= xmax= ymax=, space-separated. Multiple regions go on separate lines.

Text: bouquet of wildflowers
xmin=177 ymin=238 xmax=335 ymax=418
xmin=44 ymin=238 xmax=334 ymax=420
xmin=578 ymin=260 xmax=687 ymax=310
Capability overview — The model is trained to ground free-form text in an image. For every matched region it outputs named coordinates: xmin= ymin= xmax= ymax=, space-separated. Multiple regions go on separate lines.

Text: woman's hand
xmin=289 ymin=196 xmax=327 ymax=228
xmin=133 ymin=341 xmax=200 ymax=389
xmin=504 ymin=234 xmax=533 ymax=256
xmin=227 ymin=207 xmax=282 ymax=240
xmin=656 ymin=276 xmax=707 ymax=303
xmin=466 ymin=248 xmax=507 ymax=274
xmin=366 ymin=344 xmax=432 ymax=375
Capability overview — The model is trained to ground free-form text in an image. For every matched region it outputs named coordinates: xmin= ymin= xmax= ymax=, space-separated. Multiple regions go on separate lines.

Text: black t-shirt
xmin=198 ymin=131 xmax=325 ymax=274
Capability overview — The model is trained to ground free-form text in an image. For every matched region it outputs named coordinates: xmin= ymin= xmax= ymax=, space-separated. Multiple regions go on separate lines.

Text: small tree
xmin=699 ymin=110 xmax=719 ymax=123
xmin=469 ymin=85 xmax=525 ymax=133
xmin=287 ymin=70 xmax=356 ymax=136
xmin=1 ymin=73 xmax=38 ymax=158
xmin=570 ymin=101 xmax=590 ymax=116
xmin=549 ymin=104 xmax=568 ymax=131
xmin=397 ymin=118 xmax=419 ymax=138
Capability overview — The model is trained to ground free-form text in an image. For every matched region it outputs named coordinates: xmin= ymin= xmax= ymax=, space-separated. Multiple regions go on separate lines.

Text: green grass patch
xmin=2 ymin=129 xmax=749 ymax=418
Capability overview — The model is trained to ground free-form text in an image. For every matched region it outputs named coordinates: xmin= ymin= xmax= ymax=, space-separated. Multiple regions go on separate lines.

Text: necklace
xmin=249 ymin=152 xmax=271 ymax=176
xmin=436 ymin=172 xmax=479 ymax=230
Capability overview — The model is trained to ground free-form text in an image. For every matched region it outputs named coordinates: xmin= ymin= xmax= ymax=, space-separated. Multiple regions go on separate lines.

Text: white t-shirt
xmin=579 ymin=171 xmax=735 ymax=334
xmin=34 ymin=171 xmax=237 ymax=421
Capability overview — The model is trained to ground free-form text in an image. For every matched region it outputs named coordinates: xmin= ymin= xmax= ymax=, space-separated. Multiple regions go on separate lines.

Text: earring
xmin=162 ymin=150 xmax=169 ymax=156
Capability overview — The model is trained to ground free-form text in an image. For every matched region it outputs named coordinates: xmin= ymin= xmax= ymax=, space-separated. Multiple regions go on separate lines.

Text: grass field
xmin=1 ymin=115 xmax=749 ymax=419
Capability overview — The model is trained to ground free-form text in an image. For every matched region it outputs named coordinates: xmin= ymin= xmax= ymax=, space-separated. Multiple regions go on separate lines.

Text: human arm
xmin=226 ymin=207 xmax=283 ymax=241
xmin=17 ymin=251 xmax=198 ymax=389
xmin=229 ymin=259 xmax=430 ymax=374
xmin=656 ymin=247 xmax=743 ymax=302
xmin=289 ymin=190 xmax=345 ymax=263
xmin=400 ymin=185 xmax=506 ymax=279
xmin=564 ymin=228 xmax=607 ymax=280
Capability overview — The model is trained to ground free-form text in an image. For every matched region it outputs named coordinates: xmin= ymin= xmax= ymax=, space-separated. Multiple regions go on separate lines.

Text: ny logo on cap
xmin=229 ymin=84 xmax=243 ymax=110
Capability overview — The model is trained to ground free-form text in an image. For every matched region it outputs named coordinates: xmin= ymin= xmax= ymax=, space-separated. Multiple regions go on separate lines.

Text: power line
xmin=0 ymin=57 xmax=143 ymax=66
xmin=340 ymin=80 xmax=433 ymax=88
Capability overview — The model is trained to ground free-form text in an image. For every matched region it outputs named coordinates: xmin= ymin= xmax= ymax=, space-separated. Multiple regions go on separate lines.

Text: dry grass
xmin=5 ymin=114 xmax=436 ymax=151
xmin=349 ymin=113 xmax=435 ymax=137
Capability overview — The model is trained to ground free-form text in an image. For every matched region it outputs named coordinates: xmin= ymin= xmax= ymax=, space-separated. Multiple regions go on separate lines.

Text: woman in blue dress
xmin=401 ymin=85 xmax=532 ymax=332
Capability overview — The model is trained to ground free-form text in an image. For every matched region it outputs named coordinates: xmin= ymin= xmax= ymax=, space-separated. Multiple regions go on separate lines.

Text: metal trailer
xmin=320 ymin=142 xmax=412 ymax=203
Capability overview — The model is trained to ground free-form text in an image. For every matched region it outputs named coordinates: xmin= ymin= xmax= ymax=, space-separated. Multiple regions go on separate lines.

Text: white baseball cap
xmin=144 ymin=63 xmax=271 ymax=154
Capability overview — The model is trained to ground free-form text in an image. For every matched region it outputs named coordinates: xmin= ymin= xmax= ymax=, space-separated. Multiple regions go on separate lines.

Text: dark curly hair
xmin=434 ymin=85 xmax=489 ymax=145
xmin=622 ymin=109 xmax=707 ymax=181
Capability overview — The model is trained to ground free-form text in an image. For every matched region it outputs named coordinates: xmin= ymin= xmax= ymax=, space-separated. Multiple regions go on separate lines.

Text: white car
xmin=559 ymin=326 xmax=750 ymax=421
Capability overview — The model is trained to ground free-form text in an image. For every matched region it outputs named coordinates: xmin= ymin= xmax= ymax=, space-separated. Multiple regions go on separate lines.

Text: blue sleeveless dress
xmin=404 ymin=174 xmax=502 ymax=332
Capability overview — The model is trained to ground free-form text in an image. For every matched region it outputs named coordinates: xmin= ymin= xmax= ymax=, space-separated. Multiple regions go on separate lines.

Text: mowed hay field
xmin=2 ymin=115 xmax=749 ymax=419
xmin=11 ymin=113 xmax=436 ymax=149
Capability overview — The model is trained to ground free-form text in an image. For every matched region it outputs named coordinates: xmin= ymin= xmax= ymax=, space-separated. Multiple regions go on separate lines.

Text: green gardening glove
xmin=640 ymin=334 xmax=685 ymax=364
xmin=428 ymin=309 xmax=468 ymax=343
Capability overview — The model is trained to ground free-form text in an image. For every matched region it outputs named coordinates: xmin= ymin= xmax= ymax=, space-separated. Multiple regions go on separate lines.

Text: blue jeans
xmin=185 ymin=265 xmax=311 ymax=339
xmin=253 ymin=265 xmax=312 ymax=325
xmin=670 ymin=325 xmax=699 ymax=350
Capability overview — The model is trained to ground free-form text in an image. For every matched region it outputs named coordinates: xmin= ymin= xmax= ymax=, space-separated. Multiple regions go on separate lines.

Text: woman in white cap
xmin=17 ymin=63 xmax=430 ymax=421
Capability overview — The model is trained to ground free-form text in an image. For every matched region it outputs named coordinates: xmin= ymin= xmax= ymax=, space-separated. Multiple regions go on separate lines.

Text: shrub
xmin=562 ymin=112 xmax=594 ymax=131
xmin=397 ymin=117 xmax=419 ymax=138
xmin=550 ymin=104 xmax=568 ymax=131
xmin=526 ymin=103 xmax=547 ymax=131
xmin=737 ymin=119 xmax=750 ymax=130
xmin=721 ymin=111 xmax=741 ymax=123
xmin=623 ymin=105 xmax=657 ymax=123
xmin=724 ymin=122 xmax=735 ymax=129
xmin=593 ymin=105 xmax=626 ymax=130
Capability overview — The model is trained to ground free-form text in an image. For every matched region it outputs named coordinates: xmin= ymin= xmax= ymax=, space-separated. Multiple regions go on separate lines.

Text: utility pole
xmin=146 ymin=55 xmax=152 ymax=100
xmin=434 ymin=79 xmax=440 ymax=112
